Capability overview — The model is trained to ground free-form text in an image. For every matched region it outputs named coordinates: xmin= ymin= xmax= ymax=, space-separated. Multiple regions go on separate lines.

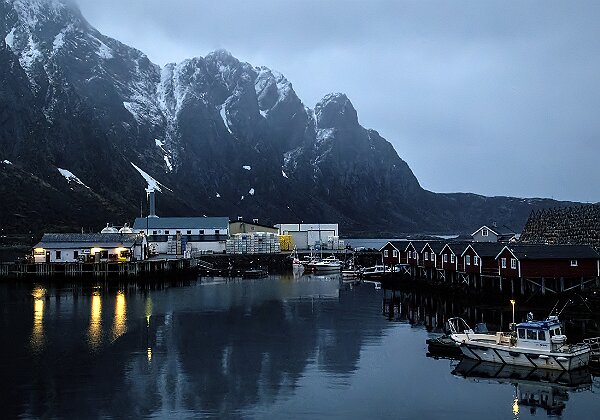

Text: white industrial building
xmin=276 ymin=223 xmax=342 ymax=250
xmin=32 ymin=233 xmax=147 ymax=263
xmin=133 ymin=216 xmax=229 ymax=255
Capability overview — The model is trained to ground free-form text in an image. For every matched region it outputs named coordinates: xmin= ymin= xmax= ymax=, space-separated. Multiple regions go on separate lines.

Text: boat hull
xmin=459 ymin=343 xmax=590 ymax=371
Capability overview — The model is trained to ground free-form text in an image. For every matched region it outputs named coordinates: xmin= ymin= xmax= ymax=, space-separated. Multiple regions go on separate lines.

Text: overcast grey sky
xmin=76 ymin=0 xmax=600 ymax=203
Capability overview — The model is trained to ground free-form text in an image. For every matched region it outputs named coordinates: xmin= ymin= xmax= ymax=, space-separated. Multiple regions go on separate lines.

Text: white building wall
xmin=277 ymin=223 xmax=339 ymax=250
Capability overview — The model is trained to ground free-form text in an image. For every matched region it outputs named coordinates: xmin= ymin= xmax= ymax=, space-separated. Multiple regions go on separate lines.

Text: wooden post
xmin=520 ymin=278 xmax=525 ymax=295
xmin=511 ymin=279 xmax=514 ymax=295
xmin=541 ymin=277 xmax=546 ymax=296
xmin=560 ymin=277 xmax=565 ymax=292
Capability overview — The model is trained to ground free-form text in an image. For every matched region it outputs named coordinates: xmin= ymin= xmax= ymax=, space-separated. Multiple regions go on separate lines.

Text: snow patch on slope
xmin=131 ymin=162 xmax=172 ymax=192
xmin=57 ymin=168 xmax=90 ymax=189
xmin=3 ymin=160 xmax=13 ymax=165
xmin=5 ymin=28 xmax=15 ymax=49
xmin=220 ymin=103 xmax=233 ymax=134
xmin=242 ymin=165 xmax=251 ymax=171
xmin=249 ymin=188 xmax=255 ymax=196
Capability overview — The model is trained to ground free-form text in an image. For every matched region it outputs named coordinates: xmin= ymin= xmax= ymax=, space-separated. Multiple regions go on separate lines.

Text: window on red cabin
xmin=466 ymin=255 xmax=471 ymax=265
xmin=511 ymin=258 xmax=517 ymax=269
xmin=384 ymin=250 xmax=388 ymax=257
xmin=474 ymin=256 xmax=479 ymax=266
xmin=443 ymin=254 xmax=448 ymax=263
xmin=570 ymin=260 xmax=578 ymax=267
xmin=501 ymin=258 xmax=507 ymax=268
xmin=450 ymin=254 xmax=455 ymax=263
xmin=425 ymin=252 xmax=429 ymax=260
xmin=393 ymin=250 xmax=398 ymax=258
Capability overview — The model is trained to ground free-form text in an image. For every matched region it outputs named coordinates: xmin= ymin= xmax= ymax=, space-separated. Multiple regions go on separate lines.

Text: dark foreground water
xmin=1 ymin=274 xmax=599 ymax=419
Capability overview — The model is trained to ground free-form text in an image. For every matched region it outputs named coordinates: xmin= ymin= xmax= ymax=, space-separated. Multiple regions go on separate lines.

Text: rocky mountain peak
xmin=314 ymin=92 xmax=358 ymax=129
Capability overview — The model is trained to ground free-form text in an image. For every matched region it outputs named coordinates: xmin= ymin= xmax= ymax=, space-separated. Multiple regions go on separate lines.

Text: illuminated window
xmin=570 ymin=260 xmax=578 ymax=267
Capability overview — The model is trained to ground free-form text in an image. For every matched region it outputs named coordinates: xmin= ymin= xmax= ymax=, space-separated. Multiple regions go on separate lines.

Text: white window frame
xmin=443 ymin=254 xmax=448 ymax=263
xmin=450 ymin=254 xmax=455 ymax=263
xmin=511 ymin=258 xmax=517 ymax=269
xmin=501 ymin=258 xmax=507 ymax=268
xmin=466 ymin=255 xmax=471 ymax=265
xmin=474 ymin=256 xmax=479 ymax=266
xmin=384 ymin=250 xmax=389 ymax=257
xmin=392 ymin=250 xmax=398 ymax=258
xmin=482 ymin=227 xmax=489 ymax=237
xmin=570 ymin=259 xmax=578 ymax=267
xmin=425 ymin=252 xmax=429 ymax=261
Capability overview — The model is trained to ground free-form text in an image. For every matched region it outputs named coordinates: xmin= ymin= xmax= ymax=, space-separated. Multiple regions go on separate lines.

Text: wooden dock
xmin=0 ymin=257 xmax=214 ymax=279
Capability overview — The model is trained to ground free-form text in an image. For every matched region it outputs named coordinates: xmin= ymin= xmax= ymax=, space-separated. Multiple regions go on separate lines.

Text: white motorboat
xmin=361 ymin=264 xmax=386 ymax=279
xmin=426 ymin=317 xmax=491 ymax=355
xmin=458 ymin=315 xmax=593 ymax=371
xmin=312 ymin=256 xmax=342 ymax=272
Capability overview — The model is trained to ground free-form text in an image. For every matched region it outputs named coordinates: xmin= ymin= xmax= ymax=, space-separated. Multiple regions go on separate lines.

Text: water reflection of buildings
xmin=382 ymin=286 xmax=600 ymax=339
xmin=452 ymin=359 xmax=592 ymax=417
xmin=3 ymin=278 xmax=391 ymax=418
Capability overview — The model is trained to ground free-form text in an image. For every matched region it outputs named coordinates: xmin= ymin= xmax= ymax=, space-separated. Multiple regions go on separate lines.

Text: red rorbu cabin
xmin=496 ymin=244 xmax=600 ymax=279
xmin=461 ymin=243 xmax=504 ymax=275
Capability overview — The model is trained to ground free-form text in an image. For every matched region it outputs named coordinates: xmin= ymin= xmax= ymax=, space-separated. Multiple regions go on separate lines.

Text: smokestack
xmin=147 ymin=189 xmax=158 ymax=218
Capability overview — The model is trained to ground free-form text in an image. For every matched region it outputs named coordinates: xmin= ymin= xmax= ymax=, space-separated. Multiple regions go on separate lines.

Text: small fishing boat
xmin=458 ymin=314 xmax=593 ymax=371
xmin=426 ymin=317 xmax=491 ymax=356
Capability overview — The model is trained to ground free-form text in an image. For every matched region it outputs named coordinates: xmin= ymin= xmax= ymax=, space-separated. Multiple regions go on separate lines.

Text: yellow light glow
xmin=112 ymin=291 xmax=127 ymax=341
xmin=30 ymin=286 xmax=46 ymax=353
xmin=115 ymin=247 xmax=127 ymax=253
xmin=512 ymin=397 xmax=519 ymax=416
xmin=34 ymin=248 xmax=45 ymax=255
xmin=147 ymin=347 xmax=152 ymax=363
xmin=88 ymin=293 xmax=102 ymax=351
xmin=91 ymin=247 xmax=103 ymax=254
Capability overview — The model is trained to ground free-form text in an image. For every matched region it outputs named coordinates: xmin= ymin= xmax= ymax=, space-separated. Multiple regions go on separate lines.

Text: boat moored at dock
xmin=458 ymin=315 xmax=595 ymax=371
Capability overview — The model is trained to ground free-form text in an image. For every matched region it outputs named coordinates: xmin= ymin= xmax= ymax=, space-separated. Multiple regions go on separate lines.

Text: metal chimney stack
xmin=147 ymin=188 xmax=158 ymax=218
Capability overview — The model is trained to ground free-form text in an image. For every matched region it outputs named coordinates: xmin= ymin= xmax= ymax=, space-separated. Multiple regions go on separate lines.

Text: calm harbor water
xmin=0 ymin=274 xmax=599 ymax=419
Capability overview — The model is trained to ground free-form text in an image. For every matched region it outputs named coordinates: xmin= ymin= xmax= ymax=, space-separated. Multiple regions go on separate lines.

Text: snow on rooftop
xmin=240 ymin=195 xmax=245 ymax=201
xmin=216 ymin=192 xmax=221 ymax=198
xmin=282 ymin=170 xmax=288 ymax=179
xmin=220 ymin=103 xmax=232 ymax=134
xmin=242 ymin=165 xmax=251 ymax=170
xmin=57 ymin=168 xmax=90 ymax=189
xmin=249 ymin=188 xmax=255 ymax=196
xmin=131 ymin=162 xmax=172 ymax=192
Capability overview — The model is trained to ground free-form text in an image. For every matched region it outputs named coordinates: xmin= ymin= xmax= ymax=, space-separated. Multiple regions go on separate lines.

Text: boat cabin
xmin=515 ymin=317 xmax=564 ymax=352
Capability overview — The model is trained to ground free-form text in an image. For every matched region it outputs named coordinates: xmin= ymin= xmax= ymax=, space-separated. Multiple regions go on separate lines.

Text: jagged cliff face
xmin=0 ymin=0 xmax=573 ymax=235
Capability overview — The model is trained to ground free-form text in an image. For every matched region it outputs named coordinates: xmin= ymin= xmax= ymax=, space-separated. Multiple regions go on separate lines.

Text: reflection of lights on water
xmin=30 ymin=286 xmax=46 ymax=352
xmin=88 ymin=293 xmax=102 ymax=351
xmin=512 ymin=397 xmax=519 ymax=417
xmin=112 ymin=291 xmax=127 ymax=341
xmin=147 ymin=347 xmax=152 ymax=363
xmin=145 ymin=297 xmax=153 ymax=327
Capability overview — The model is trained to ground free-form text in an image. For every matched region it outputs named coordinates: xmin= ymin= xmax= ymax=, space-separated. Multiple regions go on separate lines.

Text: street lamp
xmin=510 ymin=299 xmax=516 ymax=325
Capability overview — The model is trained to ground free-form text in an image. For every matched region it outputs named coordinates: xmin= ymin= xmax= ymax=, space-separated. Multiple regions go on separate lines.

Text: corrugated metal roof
xmin=133 ymin=217 xmax=229 ymax=230
xmin=34 ymin=233 xmax=144 ymax=249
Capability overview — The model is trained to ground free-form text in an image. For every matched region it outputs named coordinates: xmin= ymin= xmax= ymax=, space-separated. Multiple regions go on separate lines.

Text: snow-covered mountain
xmin=0 ymin=0 xmax=573 ymax=235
